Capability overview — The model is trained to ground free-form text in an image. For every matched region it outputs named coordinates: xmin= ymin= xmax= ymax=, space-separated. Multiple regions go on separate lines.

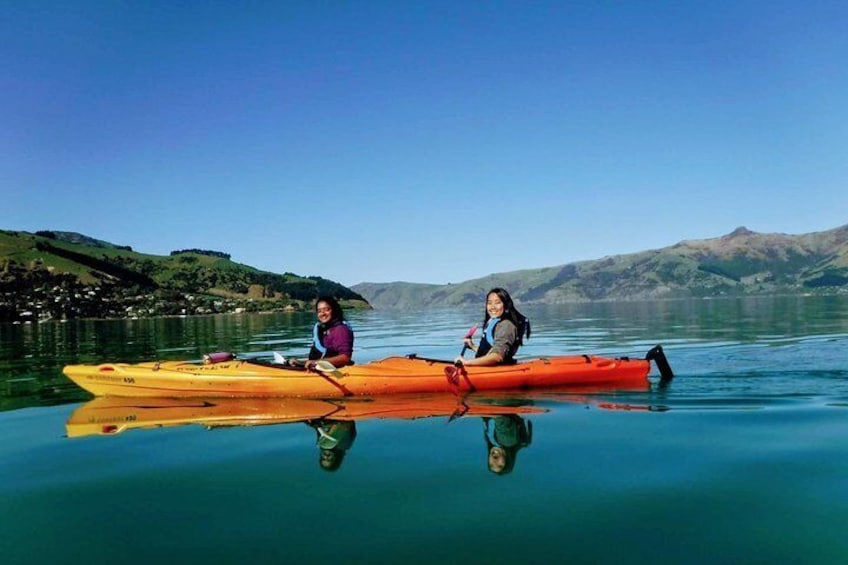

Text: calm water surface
xmin=2 ymin=296 xmax=848 ymax=564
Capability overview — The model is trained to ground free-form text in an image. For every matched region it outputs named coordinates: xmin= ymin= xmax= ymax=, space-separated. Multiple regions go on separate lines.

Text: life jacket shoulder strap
xmin=483 ymin=317 xmax=501 ymax=345
xmin=313 ymin=320 xmax=352 ymax=356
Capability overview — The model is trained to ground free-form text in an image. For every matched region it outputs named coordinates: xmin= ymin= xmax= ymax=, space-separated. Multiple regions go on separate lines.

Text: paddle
xmin=313 ymin=360 xmax=345 ymax=379
xmin=311 ymin=360 xmax=352 ymax=396
xmin=271 ymin=355 xmax=349 ymax=391
xmin=445 ymin=324 xmax=479 ymax=394
xmin=269 ymin=352 xmax=340 ymax=374
xmin=227 ymin=350 xmax=297 ymax=365
xmin=448 ymin=400 xmax=470 ymax=422
xmin=459 ymin=324 xmax=478 ymax=358
xmin=444 ymin=364 xmax=461 ymax=391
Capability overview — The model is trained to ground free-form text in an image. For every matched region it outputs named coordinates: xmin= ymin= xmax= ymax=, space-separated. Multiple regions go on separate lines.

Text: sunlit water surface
xmin=2 ymin=295 xmax=848 ymax=564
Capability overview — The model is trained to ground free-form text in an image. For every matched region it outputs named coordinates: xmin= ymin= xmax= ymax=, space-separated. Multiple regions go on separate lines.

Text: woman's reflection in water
xmin=308 ymin=420 xmax=357 ymax=472
xmin=483 ymin=415 xmax=533 ymax=475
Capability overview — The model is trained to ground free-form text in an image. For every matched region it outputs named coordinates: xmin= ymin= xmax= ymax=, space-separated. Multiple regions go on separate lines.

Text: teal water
xmin=2 ymin=296 xmax=848 ymax=564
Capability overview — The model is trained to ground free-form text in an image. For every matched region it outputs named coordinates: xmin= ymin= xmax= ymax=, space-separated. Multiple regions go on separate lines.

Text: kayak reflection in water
xmin=483 ymin=415 xmax=533 ymax=475
xmin=307 ymin=420 xmax=357 ymax=472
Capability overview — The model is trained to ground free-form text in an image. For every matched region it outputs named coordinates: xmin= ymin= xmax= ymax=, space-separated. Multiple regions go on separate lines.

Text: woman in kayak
xmin=303 ymin=296 xmax=354 ymax=370
xmin=455 ymin=287 xmax=530 ymax=367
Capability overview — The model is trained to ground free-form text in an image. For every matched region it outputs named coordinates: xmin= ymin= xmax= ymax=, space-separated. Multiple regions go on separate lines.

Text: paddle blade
xmin=315 ymin=360 xmax=344 ymax=378
xmin=444 ymin=365 xmax=462 ymax=395
xmin=448 ymin=402 xmax=470 ymax=422
xmin=459 ymin=324 xmax=478 ymax=358
xmin=272 ymin=352 xmax=287 ymax=365
xmin=444 ymin=365 xmax=460 ymax=386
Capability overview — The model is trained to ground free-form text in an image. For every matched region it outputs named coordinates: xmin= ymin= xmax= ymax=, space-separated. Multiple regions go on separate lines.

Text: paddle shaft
xmin=458 ymin=324 xmax=478 ymax=358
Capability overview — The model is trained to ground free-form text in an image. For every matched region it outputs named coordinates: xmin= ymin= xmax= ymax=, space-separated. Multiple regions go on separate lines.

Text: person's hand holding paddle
xmin=453 ymin=325 xmax=478 ymax=366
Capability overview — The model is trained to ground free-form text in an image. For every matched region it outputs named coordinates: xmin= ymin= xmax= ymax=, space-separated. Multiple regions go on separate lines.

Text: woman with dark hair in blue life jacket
xmin=455 ymin=288 xmax=530 ymax=367
xmin=303 ymin=296 xmax=354 ymax=371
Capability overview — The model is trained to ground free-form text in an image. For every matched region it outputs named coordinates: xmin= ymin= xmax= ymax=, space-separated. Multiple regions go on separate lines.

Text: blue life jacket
xmin=476 ymin=316 xmax=529 ymax=363
xmin=476 ymin=317 xmax=501 ymax=358
xmin=309 ymin=320 xmax=352 ymax=360
xmin=477 ymin=318 xmax=501 ymax=357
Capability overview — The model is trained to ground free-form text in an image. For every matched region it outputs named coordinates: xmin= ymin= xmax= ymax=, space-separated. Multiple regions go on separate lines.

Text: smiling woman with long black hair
xmin=303 ymin=296 xmax=354 ymax=371
xmin=455 ymin=288 xmax=530 ymax=367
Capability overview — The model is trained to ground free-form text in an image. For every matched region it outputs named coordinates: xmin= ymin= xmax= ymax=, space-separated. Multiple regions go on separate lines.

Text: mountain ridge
xmin=352 ymin=224 xmax=848 ymax=309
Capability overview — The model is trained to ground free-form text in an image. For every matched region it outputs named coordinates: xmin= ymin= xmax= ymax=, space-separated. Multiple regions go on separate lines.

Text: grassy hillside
xmin=0 ymin=230 xmax=368 ymax=321
xmin=353 ymin=224 xmax=848 ymax=308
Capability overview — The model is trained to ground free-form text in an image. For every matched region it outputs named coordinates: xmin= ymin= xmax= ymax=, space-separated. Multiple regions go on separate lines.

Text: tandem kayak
xmin=62 ymin=345 xmax=673 ymax=398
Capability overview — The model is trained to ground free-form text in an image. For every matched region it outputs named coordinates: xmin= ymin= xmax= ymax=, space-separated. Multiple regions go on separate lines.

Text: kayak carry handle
xmin=645 ymin=344 xmax=674 ymax=385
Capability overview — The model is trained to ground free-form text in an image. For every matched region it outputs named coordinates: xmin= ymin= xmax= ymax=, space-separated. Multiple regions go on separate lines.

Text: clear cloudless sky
xmin=3 ymin=1 xmax=847 ymax=286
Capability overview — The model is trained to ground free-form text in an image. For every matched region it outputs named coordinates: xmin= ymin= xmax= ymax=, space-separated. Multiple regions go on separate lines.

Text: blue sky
xmin=4 ymin=1 xmax=847 ymax=286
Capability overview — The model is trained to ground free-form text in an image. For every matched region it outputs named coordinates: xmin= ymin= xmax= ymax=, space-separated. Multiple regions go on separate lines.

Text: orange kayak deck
xmin=63 ymin=346 xmax=672 ymax=399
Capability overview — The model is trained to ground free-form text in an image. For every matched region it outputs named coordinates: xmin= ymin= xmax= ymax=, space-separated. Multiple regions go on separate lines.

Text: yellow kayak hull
xmin=63 ymin=353 xmax=656 ymax=398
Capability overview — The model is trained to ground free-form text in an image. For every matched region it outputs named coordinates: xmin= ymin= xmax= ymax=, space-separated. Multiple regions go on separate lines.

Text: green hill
xmin=353 ymin=224 xmax=848 ymax=308
xmin=0 ymin=230 xmax=368 ymax=321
